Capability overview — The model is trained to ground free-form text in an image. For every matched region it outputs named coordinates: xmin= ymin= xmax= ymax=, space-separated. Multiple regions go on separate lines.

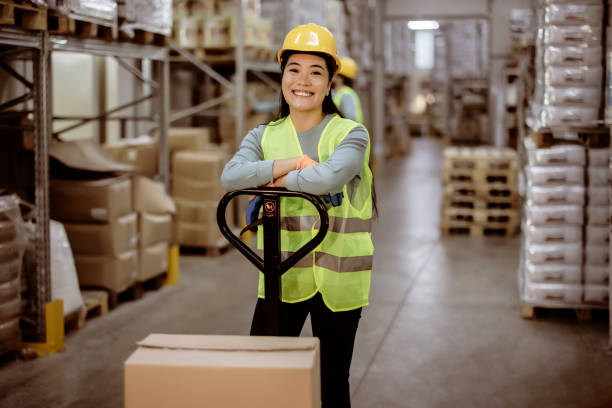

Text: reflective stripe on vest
xmin=280 ymin=215 xmax=371 ymax=234
xmin=259 ymin=114 xmax=373 ymax=311
xmin=333 ymin=86 xmax=363 ymax=123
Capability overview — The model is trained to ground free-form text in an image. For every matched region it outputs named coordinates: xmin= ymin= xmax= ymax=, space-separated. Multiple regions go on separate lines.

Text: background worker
xmin=221 ymin=23 xmax=374 ymax=408
xmin=332 ymin=56 xmax=363 ymax=123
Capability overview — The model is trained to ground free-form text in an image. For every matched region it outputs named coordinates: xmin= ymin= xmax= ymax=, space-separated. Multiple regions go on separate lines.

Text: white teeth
xmin=293 ymin=90 xmax=312 ymax=97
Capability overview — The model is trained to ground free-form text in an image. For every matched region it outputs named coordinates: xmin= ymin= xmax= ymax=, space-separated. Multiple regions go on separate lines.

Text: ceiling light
xmin=407 ymin=20 xmax=439 ymax=30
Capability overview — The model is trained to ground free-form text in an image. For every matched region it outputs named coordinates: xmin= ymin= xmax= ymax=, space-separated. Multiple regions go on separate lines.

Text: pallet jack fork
xmin=217 ymin=187 xmax=329 ymax=336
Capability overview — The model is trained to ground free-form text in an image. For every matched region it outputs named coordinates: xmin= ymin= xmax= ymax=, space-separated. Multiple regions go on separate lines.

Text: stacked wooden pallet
xmin=441 ymin=146 xmax=520 ymax=236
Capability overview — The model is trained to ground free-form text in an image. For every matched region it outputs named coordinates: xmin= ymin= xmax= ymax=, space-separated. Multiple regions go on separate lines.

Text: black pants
xmin=250 ymin=293 xmax=362 ymax=408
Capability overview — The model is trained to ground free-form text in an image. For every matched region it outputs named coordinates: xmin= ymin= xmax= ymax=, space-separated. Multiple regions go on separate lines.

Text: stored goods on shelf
xmin=102 ymin=136 xmax=159 ymax=177
xmin=49 ymin=0 xmax=118 ymax=24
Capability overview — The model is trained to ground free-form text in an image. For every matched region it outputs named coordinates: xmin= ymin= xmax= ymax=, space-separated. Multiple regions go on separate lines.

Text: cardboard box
xmin=102 ymin=138 xmax=158 ymax=177
xmin=64 ymin=213 xmax=138 ymax=256
xmin=172 ymin=150 xmax=226 ymax=181
xmin=139 ymin=242 xmax=168 ymax=282
xmin=175 ymin=221 xmax=222 ymax=247
xmin=171 ymin=177 xmax=224 ymax=202
xmin=50 ymin=177 xmax=133 ymax=223
xmin=133 ymin=176 xmax=176 ymax=215
xmin=140 ymin=213 xmax=173 ymax=247
xmin=74 ymin=250 xmax=138 ymax=292
xmin=175 ymin=199 xmax=234 ymax=225
xmin=168 ymin=128 xmax=211 ymax=153
xmin=124 ymin=334 xmax=320 ymax=408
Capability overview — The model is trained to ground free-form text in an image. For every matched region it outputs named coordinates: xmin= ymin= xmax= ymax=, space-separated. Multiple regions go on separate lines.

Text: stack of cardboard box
xmin=102 ymin=136 xmax=159 ymax=177
xmin=132 ymin=176 xmax=175 ymax=283
xmin=172 ymin=149 xmax=232 ymax=248
xmin=51 ymin=176 xmax=140 ymax=294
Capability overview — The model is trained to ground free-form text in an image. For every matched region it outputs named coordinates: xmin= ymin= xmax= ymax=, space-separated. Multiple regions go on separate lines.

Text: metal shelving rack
xmin=0 ymin=25 xmax=170 ymax=342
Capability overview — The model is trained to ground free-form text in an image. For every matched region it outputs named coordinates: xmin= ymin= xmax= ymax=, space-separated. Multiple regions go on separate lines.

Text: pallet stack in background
xmin=441 ymin=147 xmax=520 ymax=237
xmin=519 ymin=132 xmax=609 ymax=315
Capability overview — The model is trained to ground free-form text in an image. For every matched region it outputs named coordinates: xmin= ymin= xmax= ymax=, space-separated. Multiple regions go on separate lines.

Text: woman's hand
xmin=272 ymin=157 xmax=301 ymax=179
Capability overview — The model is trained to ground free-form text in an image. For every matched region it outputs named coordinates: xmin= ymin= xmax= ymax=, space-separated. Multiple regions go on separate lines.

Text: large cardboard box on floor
xmin=64 ymin=213 xmax=139 ymax=256
xmin=124 ymin=334 xmax=320 ymax=408
xmin=73 ymin=250 xmax=138 ymax=292
xmin=132 ymin=176 xmax=176 ymax=215
xmin=50 ymin=177 xmax=132 ymax=223
xmin=174 ymin=221 xmax=221 ymax=247
xmin=164 ymin=127 xmax=211 ymax=154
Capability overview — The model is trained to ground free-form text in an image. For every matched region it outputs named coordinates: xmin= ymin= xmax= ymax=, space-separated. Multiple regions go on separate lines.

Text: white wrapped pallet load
xmin=53 ymin=0 xmax=118 ymax=24
xmin=526 ymin=203 xmax=584 ymax=224
xmin=584 ymin=264 xmax=609 ymax=283
xmin=543 ymin=86 xmax=601 ymax=107
xmin=526 ymin=143 xmax=585 ymax=166
xmin=523 ymin=282 xmax=583 ymax=304
xmin=537 ymin=106 xmax=599 ymax=128
xmin=544 ymin=45 xmax=601 ymax=67
xmin=526 ymin=242 xmax=582 ymax=264
xmin=525 ymin=224 xmax=582 ymax=244
xmin=527 ymin=185 xmax=585 ymax=205
xmin=544 ymin=3 xmax=603 ymax=26
xmin=524 ymin=262 xmax=582 ymax=283
xmin=545 ymin=66 xmax=602 ymax=87
xmin=586 ymin=205 xmax=608 ymax=225
xmin=585 ymin=244 xmax=609 ymax=265
xmin=527 ymin=166 xmax=584 ymax=185
xmin=586 ymin=225 xmax=609 ymax=245
xmin=587 ymin=186 xmax=608 ymax=205
xmin=50 ymin=221 xmax=85 ymax=317
xmin=584 ymin=284 xmax=609 ymax=304
xmin=543 ymin=25 xmax=602 ymax=47
xmin=588 ymin=148 xmax=610 ymax=167
xmin=587 ymin=167 xmax=609 ymax=186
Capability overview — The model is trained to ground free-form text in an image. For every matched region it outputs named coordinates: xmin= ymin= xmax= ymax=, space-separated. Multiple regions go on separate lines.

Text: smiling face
xmin=281 ymin=53 xmax=332 ymax=116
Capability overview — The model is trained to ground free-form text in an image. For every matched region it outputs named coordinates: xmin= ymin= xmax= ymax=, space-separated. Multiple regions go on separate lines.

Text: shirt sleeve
xmin=220 ymin=125 xmax=275 ymax=191
xmin=339 ymin=93 xmax=357 ymax=122
xmin=285 ymin=125 xmax=368 ymax=195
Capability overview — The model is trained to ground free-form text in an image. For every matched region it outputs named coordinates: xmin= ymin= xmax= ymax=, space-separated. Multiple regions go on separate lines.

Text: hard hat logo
xmin=277 ymin=23 xmax=341 ymax=74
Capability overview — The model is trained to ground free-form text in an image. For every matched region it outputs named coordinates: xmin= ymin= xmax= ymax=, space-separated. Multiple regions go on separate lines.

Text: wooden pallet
xmin=520 ymin=303 xmax=608 ymax=321
xmin=441 ymin=223 xmax=519 ymax=237
xmin=119 ymin=28 xmax=168 ymax=46
xmin=443 ymin=146 xmax=518 ymax=172
xmin=0 ymin=0 xmax=46 ymax=30
xmin=444 ymin=182 xmax=519 ymax=202
xmin=442 ymin=168 xmax=518 ymax=185
xmin=47 ymin=12 xmax=118 ymax=41
xmin=531 ymin=128 xmax=610 ymax=148
xmin=443 ymin=195 xmax=519 ymax=210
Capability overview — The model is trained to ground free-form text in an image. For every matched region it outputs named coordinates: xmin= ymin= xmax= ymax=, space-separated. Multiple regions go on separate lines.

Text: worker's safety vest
xmin=333 ymin=86 xmax=363 ymax=124
xmin=258 ymin=114 xmax=373 ymax=312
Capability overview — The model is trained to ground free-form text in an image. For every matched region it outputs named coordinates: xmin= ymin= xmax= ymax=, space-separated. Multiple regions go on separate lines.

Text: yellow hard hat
xmin=338 ymin=57 xmax=357 ymax=79
xmin=277 ymin=23 xmax=341 ymax=74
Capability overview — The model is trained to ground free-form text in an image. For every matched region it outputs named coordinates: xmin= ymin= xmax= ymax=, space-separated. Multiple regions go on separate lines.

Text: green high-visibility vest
xmin=258 ymin=114 xmax=373 ymax=312
xmin=333 ymin=86 xmax=363 ymax=124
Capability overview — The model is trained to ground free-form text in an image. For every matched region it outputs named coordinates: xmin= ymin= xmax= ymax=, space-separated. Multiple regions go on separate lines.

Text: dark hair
xmin=275 ymin=50 xmax=378 ymax=218
xmin=276 ymin=50 xmax=343 ymax=120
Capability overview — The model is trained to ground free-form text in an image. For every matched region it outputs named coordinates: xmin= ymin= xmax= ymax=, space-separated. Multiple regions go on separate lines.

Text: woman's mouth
xmin=292 ymin=90 xmax=313 ymax=97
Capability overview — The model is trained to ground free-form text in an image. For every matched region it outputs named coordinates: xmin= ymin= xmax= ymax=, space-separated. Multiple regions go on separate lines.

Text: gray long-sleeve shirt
xmin=221 ymin=114 xmax=368 ymax=196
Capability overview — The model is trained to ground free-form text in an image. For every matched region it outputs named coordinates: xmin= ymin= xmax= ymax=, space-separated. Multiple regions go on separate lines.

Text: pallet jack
xmin=217 ymin=187 xmax=329 ymax=335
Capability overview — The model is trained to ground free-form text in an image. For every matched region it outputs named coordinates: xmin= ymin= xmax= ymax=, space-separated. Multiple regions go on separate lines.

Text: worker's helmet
xmin=338 ymin=57 xmax=357 ymax=79
xmin=277 ymin=23 xmax=341 ymax=75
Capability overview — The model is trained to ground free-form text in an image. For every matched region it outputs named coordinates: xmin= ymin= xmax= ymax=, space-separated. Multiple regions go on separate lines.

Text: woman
xmin=221 ymin=23 xmax=374 ymax=408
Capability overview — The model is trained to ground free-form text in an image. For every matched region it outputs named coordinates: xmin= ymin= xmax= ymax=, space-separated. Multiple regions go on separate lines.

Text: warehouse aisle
xmin=1 ymin=138 xmax=611 ymax=408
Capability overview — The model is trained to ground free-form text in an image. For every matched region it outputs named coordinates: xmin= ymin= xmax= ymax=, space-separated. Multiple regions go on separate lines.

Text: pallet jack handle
xmin=217 ymin=187 xmax=329 ymax=335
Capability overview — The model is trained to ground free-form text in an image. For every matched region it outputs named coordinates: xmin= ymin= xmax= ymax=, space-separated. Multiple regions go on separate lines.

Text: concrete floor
xmin=1 ymin=138 xmax=612 ymax=407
